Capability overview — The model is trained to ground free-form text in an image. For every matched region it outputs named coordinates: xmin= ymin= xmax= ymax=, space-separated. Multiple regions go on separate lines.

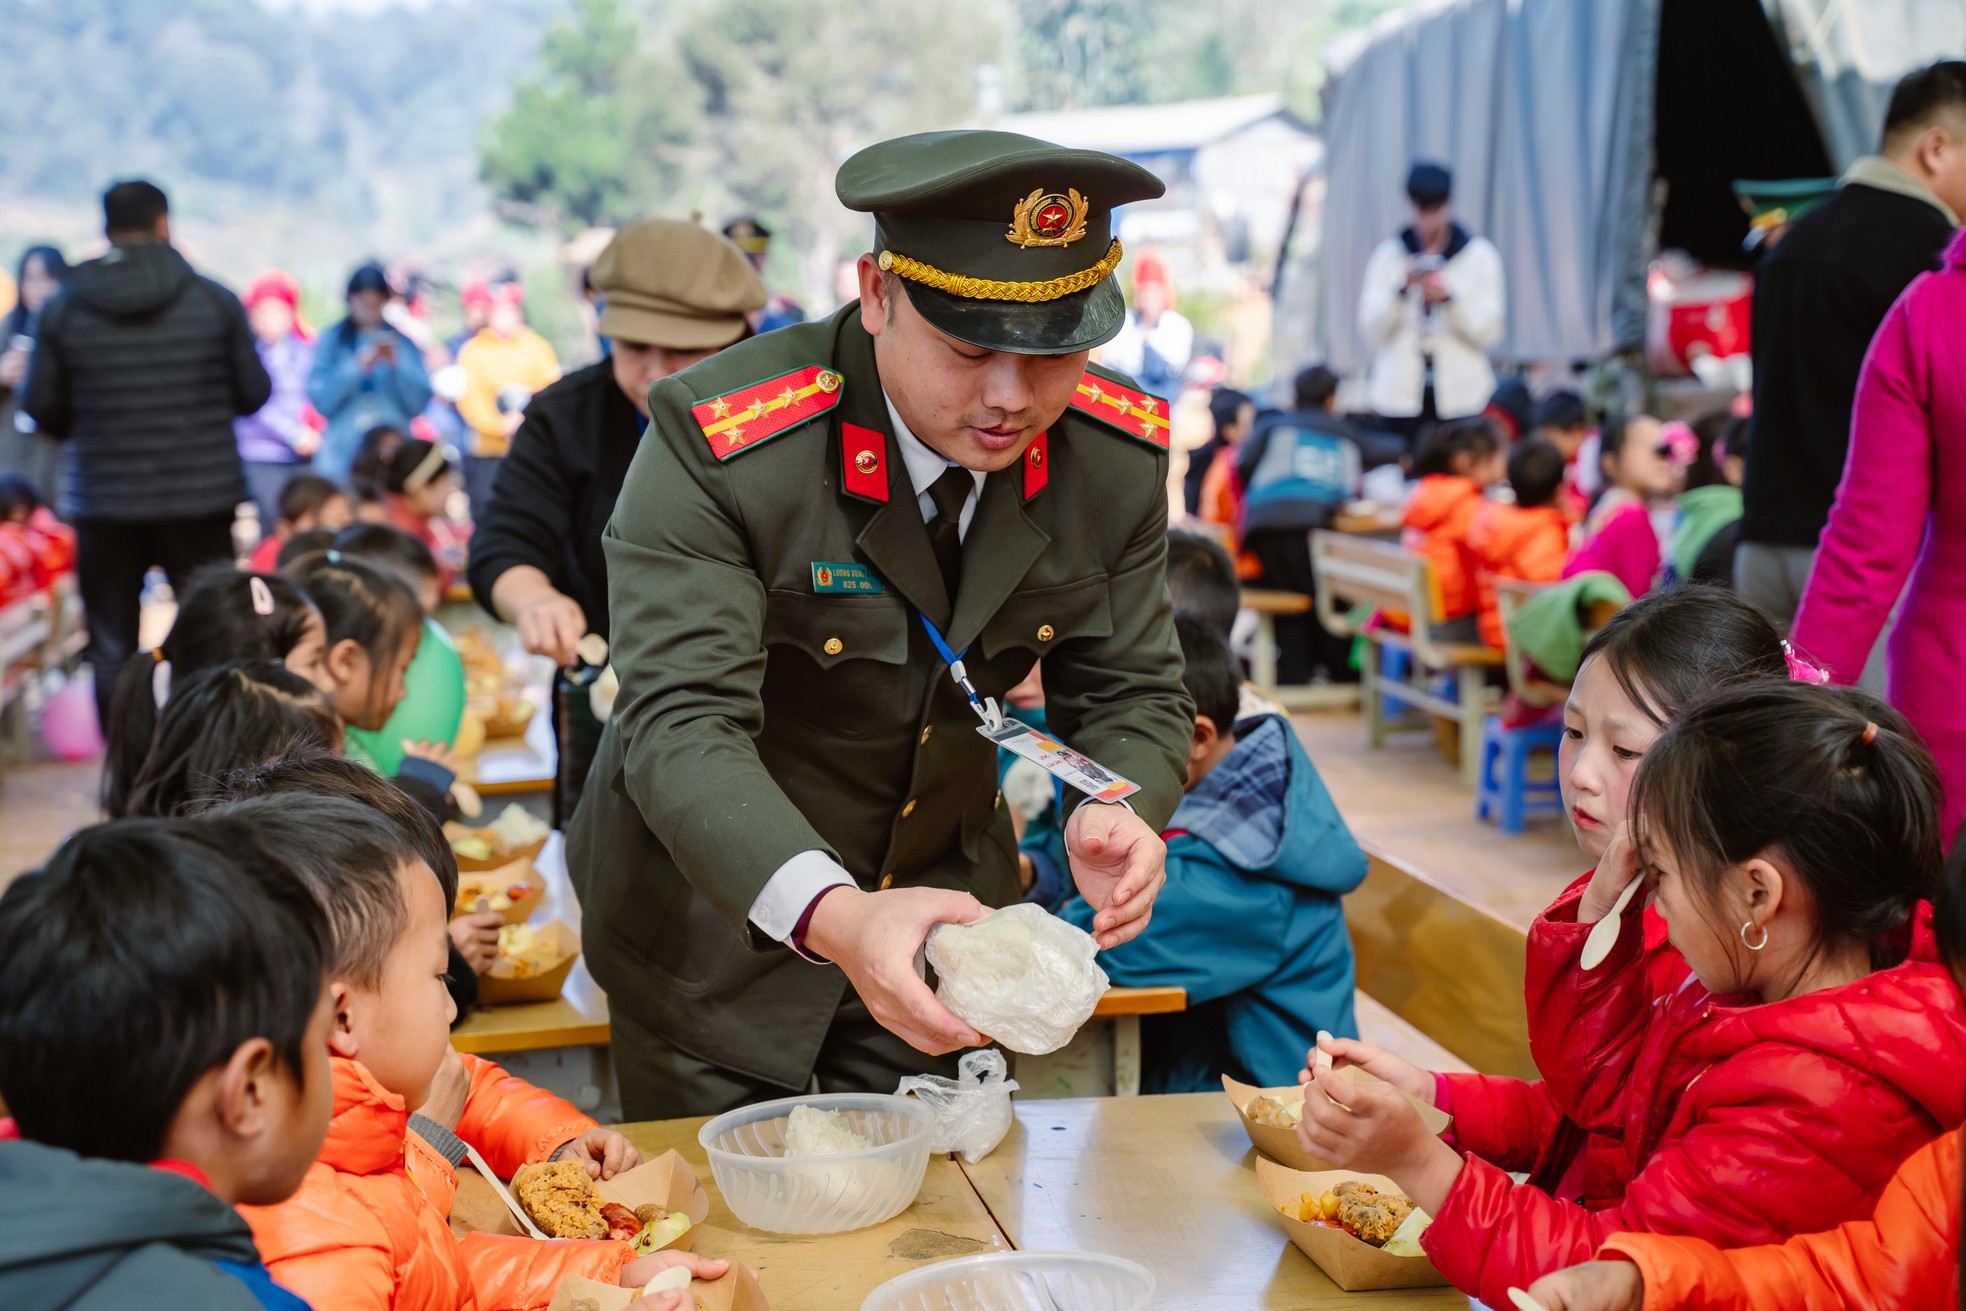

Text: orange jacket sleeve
xmin=1599 ymin=1131 xmax=1958 ymax=1311
xmin=1514 ymin=517 xmax=1569 ymax=583
xmin=455 ymin=1053 xmax=598 ymax=1178
xmin=459 ymin=1231 xmax=632 ymax=1311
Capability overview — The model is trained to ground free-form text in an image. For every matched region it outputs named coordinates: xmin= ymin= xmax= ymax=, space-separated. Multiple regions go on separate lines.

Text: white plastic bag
xmin=896 ymin=1050 xmax=1021 ymax=1164
xmin=925 ymin=903 xmax=1109 ymax=1055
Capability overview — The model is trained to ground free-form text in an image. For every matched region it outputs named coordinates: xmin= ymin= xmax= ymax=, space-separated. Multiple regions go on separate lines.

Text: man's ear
xmin=856 ymin=253 xmax=888 ymax=338
xmin=215 ymin=1037 xmax=280 ymax=1139
xmin=327 ymin=979 xmax=360 ymax=1060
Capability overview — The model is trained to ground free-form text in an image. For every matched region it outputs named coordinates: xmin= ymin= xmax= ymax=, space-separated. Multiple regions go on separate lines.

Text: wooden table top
xmin=962 ymin=1093 xmax=1472 ymax=1311
xmin=616 ymin=1115 xmax=1011 ymax=1310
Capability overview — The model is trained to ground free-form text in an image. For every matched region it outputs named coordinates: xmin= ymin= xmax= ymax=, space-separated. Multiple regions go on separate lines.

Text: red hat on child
xmin=243 ymin=269 xmax=302 ymax=311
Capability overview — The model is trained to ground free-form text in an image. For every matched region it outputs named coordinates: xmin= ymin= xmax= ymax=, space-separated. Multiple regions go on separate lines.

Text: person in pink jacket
xmin=1792 ymin=227 xmax=1966 ymax=839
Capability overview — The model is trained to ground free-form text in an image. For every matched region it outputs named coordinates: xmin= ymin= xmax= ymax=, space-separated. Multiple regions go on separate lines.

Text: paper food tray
xmin=477 ymin=920 xmax=580 ymax=1004
xmin=454 ymin=864 xmax=546 ymax=925
xmin=458 ymin=1148 xmax=710 ymax=1252
xmin=1223 ymin=1071 xmax=1451 ymax=1173
xmin=547 ymin=1264 xmax=766 ymax=1311
xmin=1256 ymin=1158 xmax=1451 ymax=1292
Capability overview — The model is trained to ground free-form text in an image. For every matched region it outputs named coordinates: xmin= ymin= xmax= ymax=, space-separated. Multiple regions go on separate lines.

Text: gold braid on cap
xmin=878 ymin=239 xmax=1124 ymax=304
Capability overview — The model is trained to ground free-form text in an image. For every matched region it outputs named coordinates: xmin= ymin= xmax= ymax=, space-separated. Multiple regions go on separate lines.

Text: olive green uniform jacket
xmin=566 ymin=304 xmax=1193 ymax=1088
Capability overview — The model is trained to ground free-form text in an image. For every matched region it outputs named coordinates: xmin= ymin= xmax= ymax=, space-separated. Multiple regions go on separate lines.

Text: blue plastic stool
xmin=1474 ymin=714 xmax=1566 ymax=834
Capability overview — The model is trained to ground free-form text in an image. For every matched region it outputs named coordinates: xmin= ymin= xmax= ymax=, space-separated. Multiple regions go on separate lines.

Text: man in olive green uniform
xmin=568 ymin=131 xmax=1197 ymax=1118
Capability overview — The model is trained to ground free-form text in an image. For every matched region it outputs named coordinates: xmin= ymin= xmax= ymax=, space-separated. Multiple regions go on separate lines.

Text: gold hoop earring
xmin=1740 ymin=918 xmax=1768 ymax=952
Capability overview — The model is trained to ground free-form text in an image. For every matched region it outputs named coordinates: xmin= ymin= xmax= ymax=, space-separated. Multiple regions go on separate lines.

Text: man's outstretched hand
xmin=805 ymin=886 xmax=988 ymax=1055
xmin=1066 ymin=802 xmax=1166 ymax=950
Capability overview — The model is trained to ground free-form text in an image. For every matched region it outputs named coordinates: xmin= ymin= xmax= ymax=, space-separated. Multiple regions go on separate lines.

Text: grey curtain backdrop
xmin=1316 ymin=0 xmax=1662 ymax=374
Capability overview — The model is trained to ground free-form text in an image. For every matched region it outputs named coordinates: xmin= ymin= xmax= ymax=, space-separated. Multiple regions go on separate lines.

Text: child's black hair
xmin=208 ymin=749 xmax=459 ymax=905
xmin=1576 ymin=586 xmax=1787 ymax=727
xmin=276 ymin=529 xmax=338 ymax=573
xmin=1413 ymin=416 xmax=1501 ymax=478
xmin=382 ymin=436 xmax=457 ymax=497
xmin=283 ymin=549 xmax=423 ymax=723
xmin=1506 ymin=438 xmax=1566 ymax=510
xmin=1633 ymin=683 xmax=1941 ymax=983
xmin=0 ymin=818 xmax=328 ymax=1162
xmin=0 ymin=473 xmax=44 ymax=520
xmin=1680 ymin=409 xmax=1734 ymax=492
xmin=1531 ymin=389 xmax=1587 ymax=433
xmin=199 ymin=795 xmax=420 ymax=989
xmin=333 ymin=522 xmax=439 ymax=593
xmin=350 ymin=424 xmax=407 ymax=506
xmin=1164 ymin=529 xmax=1240 ymax=639
xmin=277 ymin=473 xmax=346 ymax=528
xmin=1293 ymin=365 xmax=1340 ymax=412
xmin=1175 ymin=613 xmax=1241 ymax=736
xmin=1207 ymin=388 xmax=1253 ymax=439
xmin=123 ymin=662 xmax=341 ymax=819
xmin=102 ymin=564 xmax=321 ymax=817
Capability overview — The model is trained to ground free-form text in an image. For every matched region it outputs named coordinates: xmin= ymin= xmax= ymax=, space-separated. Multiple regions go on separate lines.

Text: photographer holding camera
xmin=1356 ymin=162 xmax=1506 ymax=452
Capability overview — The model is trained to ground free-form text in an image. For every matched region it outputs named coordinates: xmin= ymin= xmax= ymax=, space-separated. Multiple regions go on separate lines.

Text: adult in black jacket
xmin=469 ymin=218 xmax=764 ymax=822
xmin=22 ymin=181 xmax=270 ymax=721
xmin=1738 ymin=62 xmax=1964 ymax=658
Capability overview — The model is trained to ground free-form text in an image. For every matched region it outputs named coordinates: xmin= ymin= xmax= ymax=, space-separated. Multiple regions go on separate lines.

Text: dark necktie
xmin=925 ymin=466 xmax=971 ymax=601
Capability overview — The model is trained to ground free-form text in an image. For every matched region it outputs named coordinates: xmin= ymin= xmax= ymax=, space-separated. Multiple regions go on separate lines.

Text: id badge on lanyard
xmin=917 ymin=612 xmax=1141 ymax=805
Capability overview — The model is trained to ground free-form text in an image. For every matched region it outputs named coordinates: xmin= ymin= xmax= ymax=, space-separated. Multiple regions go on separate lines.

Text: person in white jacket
xmin=1357 ymin=163 xmax=1505 ymax=448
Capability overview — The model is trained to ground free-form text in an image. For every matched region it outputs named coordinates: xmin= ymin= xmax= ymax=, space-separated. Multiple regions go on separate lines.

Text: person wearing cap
xmin=468 ymin=219 xmax=766 ymax=823
xmin=1356 ymin=162 xmax=1505 ymax=450
xmin=307 ymin=262 xmax=433 ymax=486
xmin=566 ymin=131 xmax=1194 ymax=1117
xmin=722 ymin=217 xmax=807 ymax=334
xmin=454 ymin=281 xmax=561 ymax=516
xmin=234 ymin=270 xmax=320 ymax=526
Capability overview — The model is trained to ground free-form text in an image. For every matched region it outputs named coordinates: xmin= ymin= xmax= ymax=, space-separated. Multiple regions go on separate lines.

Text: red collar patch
xmin=841 ymin=423 xmax=890 ymax=502
xmin=691 ymin=365 xmax=843 ymax=462
xmin=1067 ymin=371 xmax=1171 ymax=450
xmin=1023 ymin=431 xmax=1050 ymax=500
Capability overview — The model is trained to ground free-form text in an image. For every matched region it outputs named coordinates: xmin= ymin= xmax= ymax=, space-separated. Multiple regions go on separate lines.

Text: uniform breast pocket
xmin=980 ymin=574 xmax=1113 ymax=660
xmin=762 ymin=590 xmax=912 ymax=738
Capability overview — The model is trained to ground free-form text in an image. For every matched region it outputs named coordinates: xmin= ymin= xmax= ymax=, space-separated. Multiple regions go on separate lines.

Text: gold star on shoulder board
xmin=709 ymin=397 xmax=732 ymax=420
xmin=1139 ymin=396 xmax=1160 ymax=415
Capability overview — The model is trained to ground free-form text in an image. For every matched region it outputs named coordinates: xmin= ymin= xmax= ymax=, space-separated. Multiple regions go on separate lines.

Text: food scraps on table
xmin=458 ymin=879 xmax=535 ymax=916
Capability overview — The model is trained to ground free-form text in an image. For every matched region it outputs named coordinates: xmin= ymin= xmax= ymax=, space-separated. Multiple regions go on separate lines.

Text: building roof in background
xmin=988 ymin=94 xmax=1310 ymax=157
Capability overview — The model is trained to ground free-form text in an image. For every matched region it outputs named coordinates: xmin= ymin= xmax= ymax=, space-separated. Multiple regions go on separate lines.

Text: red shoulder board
xmin=1067 ymin=372 xmax=1171 ymax=450
xmin=690 ymin=365 xmax=844 ymax=462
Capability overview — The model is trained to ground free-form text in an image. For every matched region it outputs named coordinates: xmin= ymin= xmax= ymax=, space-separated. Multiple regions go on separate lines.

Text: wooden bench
xmin=1240 ymin=588 xmax=1360 ymax=713
xmin=1309 ymin=530 xmax=1502 ymax=785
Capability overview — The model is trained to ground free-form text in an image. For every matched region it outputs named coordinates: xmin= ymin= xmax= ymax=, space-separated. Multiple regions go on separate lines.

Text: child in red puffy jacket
xmin=1295 ymin=681 xmax=1966 ymax=1310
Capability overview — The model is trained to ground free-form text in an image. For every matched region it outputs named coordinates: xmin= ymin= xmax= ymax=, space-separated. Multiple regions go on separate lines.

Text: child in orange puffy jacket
xmin=215 ymin=794 xmax=722 ymax=1311
xmin=1468 ymin=438 xmax=1572 ymax=648
xmin=1524 ymin=1127 xmax=1959 ymax=1310
xmin=1401 ymin=418 xmax=1505 ymax=637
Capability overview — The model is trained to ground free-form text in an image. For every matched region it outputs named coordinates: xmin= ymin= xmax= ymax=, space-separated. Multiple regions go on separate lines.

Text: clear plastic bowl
xmin=697 ymin=1092 xmax=933 ymax=1235
xmin=861 ymin=1252 xmax=1156 ymax=1311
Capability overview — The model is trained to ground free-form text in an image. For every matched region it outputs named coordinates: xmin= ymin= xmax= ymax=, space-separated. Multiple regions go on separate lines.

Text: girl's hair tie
xmin=1782 ymin=639 xmax=1830 ymax=686
xmin=250 ymin=576 xmax=276 ymax=617
xmin=1862 ymin=721 xmax=1879 ymax=745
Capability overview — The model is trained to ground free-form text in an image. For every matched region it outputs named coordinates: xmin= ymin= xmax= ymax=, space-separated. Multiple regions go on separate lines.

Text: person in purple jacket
xmin=234 ymin=270 xmax=319 ymax=527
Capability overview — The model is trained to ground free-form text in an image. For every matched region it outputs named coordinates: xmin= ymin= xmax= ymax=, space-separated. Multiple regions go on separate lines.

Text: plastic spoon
xmin=1314 ymin=1029 xmax=1335 ymax=1072
xmin=1580 ymin=876 xmax=1643 ymax=971
xmin=1508 ymin=1288 xmax=1551 ymax=1311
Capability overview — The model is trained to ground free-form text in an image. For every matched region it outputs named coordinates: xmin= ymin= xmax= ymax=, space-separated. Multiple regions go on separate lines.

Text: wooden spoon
xmin=1508 ymin=1288 xmax=1551 ymax=1311
xmin=1580 ymin=876 xmax=1643 ymax=971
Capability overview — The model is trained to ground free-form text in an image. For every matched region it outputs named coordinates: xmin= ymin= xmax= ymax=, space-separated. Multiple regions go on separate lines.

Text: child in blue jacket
xmin=1052 ymin=615 xmax=1368 ymax=1092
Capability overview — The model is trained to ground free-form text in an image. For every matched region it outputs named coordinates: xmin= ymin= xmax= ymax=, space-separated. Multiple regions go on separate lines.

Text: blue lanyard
xmin=918 ymin=612 xmax=1001 ymax=729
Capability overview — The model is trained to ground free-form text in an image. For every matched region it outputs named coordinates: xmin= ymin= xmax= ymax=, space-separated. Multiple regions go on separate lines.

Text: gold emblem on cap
xmin=854 ymin=450 xmax=879 ymax=474
xmin=816 ymin=369 xmax=842 ymax=393
xmin=1008 ymin=188 xmax=1090 ymax=248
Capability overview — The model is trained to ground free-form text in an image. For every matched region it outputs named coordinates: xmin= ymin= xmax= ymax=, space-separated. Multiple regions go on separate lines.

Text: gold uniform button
xmin=879 ymin=872 xmax=895 ymax=891
xmin=823 ymin=637 xmax=844 ymax=656
xmin=919 ymin=725 xmax=933 ymax=745
xmin=902 ymin=799 xmax=917 ymax=818
xmin=1037 ymin=624 xmax=1055 ymax=642
xmin=816 ymin=369 xmax=843 ymax=393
